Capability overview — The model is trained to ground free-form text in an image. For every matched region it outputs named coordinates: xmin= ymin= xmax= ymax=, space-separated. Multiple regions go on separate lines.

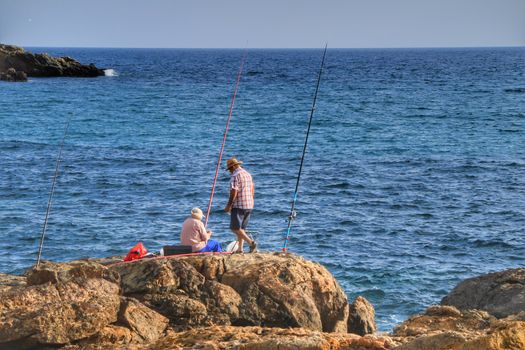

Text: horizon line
xmin=12 ymin=44 xmax=525 ymax=50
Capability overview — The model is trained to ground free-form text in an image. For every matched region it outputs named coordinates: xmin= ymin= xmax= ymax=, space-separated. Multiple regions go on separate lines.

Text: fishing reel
xmin=288 ymin=210 xmax=297 ymax=222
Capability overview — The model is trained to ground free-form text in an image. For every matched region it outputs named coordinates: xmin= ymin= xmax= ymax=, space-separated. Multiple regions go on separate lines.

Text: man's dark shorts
xmin=230 ymin=208 xmax=252 ymax=230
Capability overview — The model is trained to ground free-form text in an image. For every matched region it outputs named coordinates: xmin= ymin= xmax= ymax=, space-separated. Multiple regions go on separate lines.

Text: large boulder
xmin=109 ymin=252 xmax=350 ymax=332
xmin=218 ymin=253 xmax=349 ymax=332
xmin=0 ymin=260 xmax=172 ymax=349
xmin=0 ymin=261 xmax=121 ymax=349
xmin=441 ymin=268 xmax=525 ymax=318
xmin=0 ymin=43 xmax=104 ymax=77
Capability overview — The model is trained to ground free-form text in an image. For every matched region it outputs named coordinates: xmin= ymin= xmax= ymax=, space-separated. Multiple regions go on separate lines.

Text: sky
xmin=0 ymin=0 xmax=524 ymax=48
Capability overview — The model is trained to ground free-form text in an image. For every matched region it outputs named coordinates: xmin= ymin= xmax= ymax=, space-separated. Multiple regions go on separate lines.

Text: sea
xmin=1 ymin=47 xmax=524 ymax=331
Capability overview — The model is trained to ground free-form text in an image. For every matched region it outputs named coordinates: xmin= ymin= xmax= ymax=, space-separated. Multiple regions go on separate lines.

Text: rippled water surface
xmin=1 ymin=47 xmax=524 ymax=330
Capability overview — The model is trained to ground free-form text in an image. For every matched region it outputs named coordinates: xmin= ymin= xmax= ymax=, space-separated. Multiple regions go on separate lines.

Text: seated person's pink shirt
xmin=180 ymin=217 xmax=210 ymax=252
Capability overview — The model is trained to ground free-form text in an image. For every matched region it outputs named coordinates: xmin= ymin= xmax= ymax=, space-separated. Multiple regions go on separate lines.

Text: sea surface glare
xmin=1 ymin=48 xmax=524 ymax=331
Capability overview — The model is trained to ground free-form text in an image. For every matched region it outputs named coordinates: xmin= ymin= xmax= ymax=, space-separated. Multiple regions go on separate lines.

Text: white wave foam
xmin=104 ymin=69 xmax=118 ymax=77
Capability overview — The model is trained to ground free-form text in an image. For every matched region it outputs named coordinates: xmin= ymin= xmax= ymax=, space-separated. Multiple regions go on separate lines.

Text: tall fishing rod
xmin=204 ymin=51 xmax=247 ymax=228
xmin=283 ymin=44 xmax=327 ymax=252
xmin=36 ymin=116 xmax=72 ymax=267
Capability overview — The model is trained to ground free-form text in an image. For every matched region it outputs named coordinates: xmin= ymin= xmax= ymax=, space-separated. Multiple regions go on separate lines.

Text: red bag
xmin=124 ymin=242 xmax=148 ymax=262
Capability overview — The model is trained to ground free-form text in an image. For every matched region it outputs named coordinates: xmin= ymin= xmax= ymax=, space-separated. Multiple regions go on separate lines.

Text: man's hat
xmin=191 ymin=207 xmax=204 ymax=220
xmin=226 ymin=157 xmax=243 ymax=170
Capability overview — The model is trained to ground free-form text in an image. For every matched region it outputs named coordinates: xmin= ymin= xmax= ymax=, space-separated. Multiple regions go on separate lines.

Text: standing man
xmin=224 ymin=157 xmax=256 ymax=253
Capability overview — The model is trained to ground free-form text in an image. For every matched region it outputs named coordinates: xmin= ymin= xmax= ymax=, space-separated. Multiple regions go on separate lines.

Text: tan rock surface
xmin=393 ymin=305 xmax=525 ymax=350
xmin=149 ymin=326 xmax=396 ymax=350
xmin=460 ymin=320 xmax=525 ymax=350
xmin=0 ymin=272 xmax=26 ymax=293
xmin=393 ymin=305 xmax=493 ymax=338
xmin=117 ymin=297 xmax=169 ymax=342
xmin=0 ymin=261 xmax=121 ymax=348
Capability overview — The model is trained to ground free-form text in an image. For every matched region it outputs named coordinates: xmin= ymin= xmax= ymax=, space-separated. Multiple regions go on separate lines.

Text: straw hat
xmin=191 ymin=207 xmax=203 ymax=220
xmin=226 ymin=157 xmax=243 ymax=170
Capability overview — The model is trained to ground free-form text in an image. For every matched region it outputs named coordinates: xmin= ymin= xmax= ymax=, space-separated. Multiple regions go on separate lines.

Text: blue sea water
xmin=1 ymin=47 xmax=524 ymax=331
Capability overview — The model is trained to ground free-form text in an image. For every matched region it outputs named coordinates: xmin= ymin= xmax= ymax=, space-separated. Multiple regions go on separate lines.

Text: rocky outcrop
xmin=348 ymin=296 xmax=377 ymax=336
xmin=0 ymin=44 xmax=104 ymax=78
xmin=3 ymin=253 xmax=525 ymax=349
xmin=0 ymin=253 xmax=372 ymax=349
xmin=109 ymin=252 xmax=350 ymax=332
xmin=441 ymin=268 xmax=525 ymax=318
xmin=393 ymin=305 xmax=525 ymax=350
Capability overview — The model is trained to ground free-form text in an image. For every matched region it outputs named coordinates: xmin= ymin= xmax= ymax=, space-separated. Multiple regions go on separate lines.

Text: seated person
xmin=180 ymin=207 xmax=222 ymax=253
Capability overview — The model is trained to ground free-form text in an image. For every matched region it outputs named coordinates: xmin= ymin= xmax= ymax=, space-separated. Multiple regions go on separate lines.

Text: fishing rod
xmin=204 ymin=51 xmax=247 ymax=228
xmin=282 ymin=44 xmax=328 ymax=252
xmin=36 ymin=116 xmax=72 ymax=267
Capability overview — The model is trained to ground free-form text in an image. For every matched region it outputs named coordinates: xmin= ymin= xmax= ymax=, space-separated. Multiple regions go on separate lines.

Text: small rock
xmin=0 ymin=261 xmax=121 ymax=348
xmin=425 ymin=305 xmax=461 ymax=317
xmin=348 ymin=296 xmax=377 ymax=335
xmin=0 ymin=67 xmax=27 ymax=82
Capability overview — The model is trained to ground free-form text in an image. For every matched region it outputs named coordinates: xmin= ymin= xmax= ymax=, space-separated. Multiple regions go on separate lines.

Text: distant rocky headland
xmin=0 ymin=253 xmax=524 ymax=349
xmin=0 ymin=44 xmax=104 ymax=82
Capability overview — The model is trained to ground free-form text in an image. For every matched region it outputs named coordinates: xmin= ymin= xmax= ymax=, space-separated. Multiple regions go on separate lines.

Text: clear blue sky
xmin=1 ymin=0 xmax=524 ymax=48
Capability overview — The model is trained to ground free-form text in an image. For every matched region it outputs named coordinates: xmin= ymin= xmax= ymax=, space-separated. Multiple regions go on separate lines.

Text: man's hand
xmin=207 ymin=230 xmax=213 ymax=237
xmin=226 ymin=189 xmax=237 ymax=214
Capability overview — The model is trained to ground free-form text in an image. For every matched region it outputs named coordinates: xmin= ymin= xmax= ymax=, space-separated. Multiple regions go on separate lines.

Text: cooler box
xmin=162 ymin=245 xmax=193 ymax=256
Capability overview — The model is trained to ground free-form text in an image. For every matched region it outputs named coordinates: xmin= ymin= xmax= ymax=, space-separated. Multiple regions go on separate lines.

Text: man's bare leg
xmin=233 ymin=229 xmax=254 ymax=252
xmin=236 ymin=237 xmax=244 ymax=252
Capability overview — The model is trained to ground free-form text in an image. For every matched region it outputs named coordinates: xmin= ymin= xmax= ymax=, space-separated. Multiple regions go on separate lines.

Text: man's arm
xmin=199 ymin=221 xmax=211 ymax=241
xmin=224 ymin=188 xmax=238 ymax=213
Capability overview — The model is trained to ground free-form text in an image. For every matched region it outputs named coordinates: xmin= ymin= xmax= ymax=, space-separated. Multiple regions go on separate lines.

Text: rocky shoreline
xmin=0 ymin=44 xmax=105 ymax=81
xmin=0 ymin=253 xmax=524 ymax=349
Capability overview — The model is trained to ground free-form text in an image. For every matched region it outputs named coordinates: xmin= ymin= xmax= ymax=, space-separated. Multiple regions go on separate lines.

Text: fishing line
xmin=282 ymin=44 xmax=328 ymax=252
